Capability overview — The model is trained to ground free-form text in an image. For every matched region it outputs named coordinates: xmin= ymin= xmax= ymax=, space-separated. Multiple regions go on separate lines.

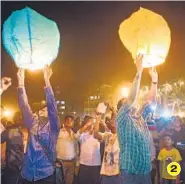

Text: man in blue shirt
xmin=116 ymin=54 xmax=158 ymax=184
xmin=17 ymin=66 xmax=60 ymax=184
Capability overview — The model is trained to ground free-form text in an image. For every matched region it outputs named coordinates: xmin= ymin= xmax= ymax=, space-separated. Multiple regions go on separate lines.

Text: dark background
xmin=1 ymin=1 xmax=185 ymax=112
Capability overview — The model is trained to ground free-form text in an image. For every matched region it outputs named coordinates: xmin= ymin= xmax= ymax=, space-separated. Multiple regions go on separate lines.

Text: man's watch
xmin=152 ymin=82 xmax=158 ymax=84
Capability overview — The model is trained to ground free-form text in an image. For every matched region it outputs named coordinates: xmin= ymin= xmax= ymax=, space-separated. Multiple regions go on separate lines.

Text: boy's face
xmin=163 ymin=136 xmax=173 ymax=147
xmin=64 ymin=117 xmax=74 ymax=128
xmin=38 ymin=107 xmax=48 ymax=118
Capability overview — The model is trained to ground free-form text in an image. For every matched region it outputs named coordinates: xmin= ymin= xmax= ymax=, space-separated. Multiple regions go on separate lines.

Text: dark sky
xmin=1 ymin=1 xmax=185 ymax=112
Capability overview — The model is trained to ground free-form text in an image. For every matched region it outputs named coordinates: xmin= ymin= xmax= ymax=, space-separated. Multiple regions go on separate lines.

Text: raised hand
xmin=43 ymin=65 xmax=53 ymax=80
xmin=149 ymin=67 xmax=158 ymax=83
xmin=1 ymin=77 xmax=12 ymax=92
xmin=17 ymin=69 xmax=25 ymax=87
xmin=43 ymin=65 xmax=53 ymax=87
xmin=135 ymin=54 xmax=144 ymax=73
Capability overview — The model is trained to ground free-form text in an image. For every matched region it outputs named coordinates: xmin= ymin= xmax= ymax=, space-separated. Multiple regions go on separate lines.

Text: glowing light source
xmin=2 ymin=7 xmax=60 ymax=70
xmin=162 ymin=110 xmax=171 ymax=118
xmin=121 ymin=87 xmax=130 ymax=98
xmin=3 ymin=109 xmax=15 ymax=118
xmin=119 ymin=7 xmax=171 ymax=68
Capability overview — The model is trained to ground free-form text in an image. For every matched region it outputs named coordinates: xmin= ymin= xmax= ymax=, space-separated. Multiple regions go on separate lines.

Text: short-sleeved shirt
xmin=100 ymin=132 xmax=120 ymax=176
xmin=116 ymin=102 xmax=153 ymax=174
xmin=158 ymin=148 xmax=182 ymax=180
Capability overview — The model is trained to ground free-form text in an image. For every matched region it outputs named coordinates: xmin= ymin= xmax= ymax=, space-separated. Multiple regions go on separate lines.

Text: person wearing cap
xmin=116 ymin=54 xmax=158 ymax=184
xmin=17 ymin=66 xmax=60 ymax=184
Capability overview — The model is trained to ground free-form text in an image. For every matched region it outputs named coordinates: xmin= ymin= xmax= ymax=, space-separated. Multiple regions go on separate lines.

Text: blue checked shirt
xmin=116 ymin=102 xmax=153 ymax=174
xmin=18 ymin=87 xmax=60 ymax=181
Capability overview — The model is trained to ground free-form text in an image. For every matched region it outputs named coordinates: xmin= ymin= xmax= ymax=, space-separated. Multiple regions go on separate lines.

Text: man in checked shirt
xmin=17 ymin=66 xmax=60 ymax=184
xmin=116 ymin=54 xmax=158 ymax=184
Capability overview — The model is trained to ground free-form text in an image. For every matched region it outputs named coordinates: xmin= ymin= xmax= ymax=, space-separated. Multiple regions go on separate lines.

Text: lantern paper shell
xmin=2 ymin=7 xmax=60 ymax=70
xmin=118 ymin=7 xmax=171 ymax=68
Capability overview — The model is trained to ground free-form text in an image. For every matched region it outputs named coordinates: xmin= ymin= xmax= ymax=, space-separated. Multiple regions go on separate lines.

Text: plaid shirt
xmin=116 ymin=102 xmax=153 ymax=174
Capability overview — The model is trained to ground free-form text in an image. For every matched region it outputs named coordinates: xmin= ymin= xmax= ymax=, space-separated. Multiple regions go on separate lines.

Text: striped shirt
xmin=116 ymin=102 xmax=153 ymax=174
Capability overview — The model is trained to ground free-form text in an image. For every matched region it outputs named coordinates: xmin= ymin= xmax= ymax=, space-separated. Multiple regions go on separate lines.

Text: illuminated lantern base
xmin=18 ymin=63 xmax=50 ymax=71
xmin=135 ymin=54 xmax=165 ymax=68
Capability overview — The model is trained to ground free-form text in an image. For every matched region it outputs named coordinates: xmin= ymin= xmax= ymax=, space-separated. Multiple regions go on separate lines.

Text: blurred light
xmin=162 ymin=110 xmax=171 ymax=118
xmin=121 ymin=87 xmax=130 ymax=98
xmin=179 ymin=112 xmax=185 ymax=117
xmin=151 ymin=105 xmax=157 ymax=111
xmin=90 ymin=96 xmax=94 ymax=100
xmin=41 ymin=100 xmax=46 ymax=105
xmin=74 ymin=112 xmax=76 ymax=115
xmin=61 ymin=106 xmax=65 ymax=110
xmin=180 ymin=81 xmax=184 ymax=86
xmin=61 ymin=101 xmax=65 ymax=105
xmin=3 ymin=109 xmax=14 ymax=118
xmin=56 ymin=101 xmax=60 ymax=104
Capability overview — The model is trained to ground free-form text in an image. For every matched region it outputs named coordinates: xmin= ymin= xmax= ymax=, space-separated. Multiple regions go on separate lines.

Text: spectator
xmin=17 ymin=67 xmax=60 ymax=184
xmin=1 ymin=112 xmax=25 ymax=184
xmin=158 ymin=135 xmax=182 ymax=184
xmin=77 ymin=116 xmax=101 ymax=184
xmin=94 ymin=107 xmax=121 ymax=184
xmin=56 ymin=115 xmax=79 ymax=184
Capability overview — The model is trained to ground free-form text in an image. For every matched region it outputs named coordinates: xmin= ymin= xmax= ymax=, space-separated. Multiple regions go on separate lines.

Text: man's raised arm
xmin=147 ymin=67 xmax=158 ymax=104
xmin=127 ymin=54 xmax=144 ymax=106
xmin=17 ymin=69 xmax=34 ymax=129
xmin=43 ymin=66 xmax=60 ymax=133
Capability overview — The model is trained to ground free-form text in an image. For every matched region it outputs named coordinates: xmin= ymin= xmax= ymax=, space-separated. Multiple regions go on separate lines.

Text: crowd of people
xmin=1 ymin=55 xmax=185 ymax=184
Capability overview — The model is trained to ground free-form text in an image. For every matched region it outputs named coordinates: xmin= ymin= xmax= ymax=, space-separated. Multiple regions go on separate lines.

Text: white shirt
xmin=100 ymin=132 xmax=120 ymax=176
xmin=77 ymin=132 xmax=101 ymax=166
xmin=56 ymin=128 xmax=78 ymax=160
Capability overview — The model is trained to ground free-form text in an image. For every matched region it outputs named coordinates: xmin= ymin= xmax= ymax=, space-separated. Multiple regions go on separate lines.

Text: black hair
xmin=64 ymin=115 xmax=74 ymax=122
xmin=81 ymin=115 xmax=93 ymax=127
xmin=162 ymin=134 xmax=173 ymax=141
xmin=117 ymin=98 xmax=126 ymax=111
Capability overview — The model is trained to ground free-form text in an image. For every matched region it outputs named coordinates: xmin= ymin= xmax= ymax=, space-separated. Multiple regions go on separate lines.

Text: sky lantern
xmin=2 ymin=7 xmax=60 ymax=70
xmin=118 ymin=7 xmax=171 ymax=68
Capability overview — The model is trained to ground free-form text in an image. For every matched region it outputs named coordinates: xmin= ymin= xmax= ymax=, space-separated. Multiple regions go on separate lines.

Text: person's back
xmin=1 ymin=125 xmax=24 ymax=184
xmin=116 ymin=104 xmax=152 ymax=174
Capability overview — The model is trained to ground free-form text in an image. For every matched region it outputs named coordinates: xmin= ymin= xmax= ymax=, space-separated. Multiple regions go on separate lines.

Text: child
xmin=158 ymin=135 xmax=182 ymax=184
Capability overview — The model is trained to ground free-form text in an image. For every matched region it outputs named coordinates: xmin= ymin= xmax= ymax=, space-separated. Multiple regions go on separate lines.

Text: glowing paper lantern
xmin=2 ymin=7 xmax=60 ymax=70
xmin=119 ymin=7 xmax=171 ymax=68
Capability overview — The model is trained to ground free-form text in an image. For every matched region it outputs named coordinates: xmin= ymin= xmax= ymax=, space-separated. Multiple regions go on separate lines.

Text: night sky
xmin=1 ymin=1 xmax=185 ymax=113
